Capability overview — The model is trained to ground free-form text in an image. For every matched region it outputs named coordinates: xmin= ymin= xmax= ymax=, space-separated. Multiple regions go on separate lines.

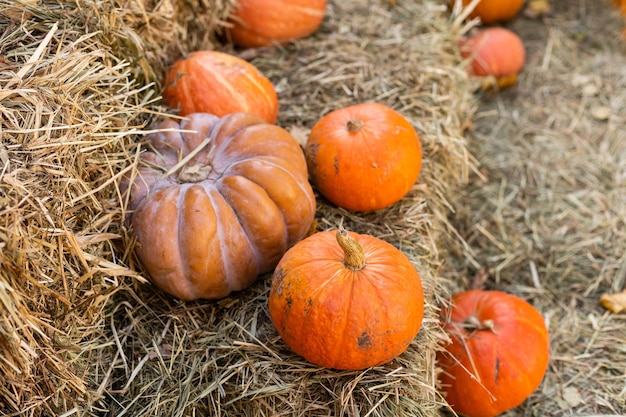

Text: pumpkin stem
xmin=178 ymin=163 xmax=213 ymax=183
xmin=463 ymin=315 xmax=496 ymax=333
xmin=346 ymin=119 xmax=364 ymax=133
xmin=336 ymin=228 xmax=367 ymax=271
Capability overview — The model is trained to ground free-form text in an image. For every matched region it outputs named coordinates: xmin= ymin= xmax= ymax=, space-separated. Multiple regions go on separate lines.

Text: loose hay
xmin=0 ymin=0 xmax=476 ymax=416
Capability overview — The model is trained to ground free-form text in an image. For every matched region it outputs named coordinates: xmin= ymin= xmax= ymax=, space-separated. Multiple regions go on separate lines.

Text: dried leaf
xmin=562 ymin=386 xmax=583 ymax=408
xmin=590 ymin=106 xmax=611 ymax=121
xmin=599 ymin=290 xmax=626 ymax=314
xmin=524 ymin=0 xmax=552 ymax=18
xmin=287 ymin=125 xmax=311 ymax=148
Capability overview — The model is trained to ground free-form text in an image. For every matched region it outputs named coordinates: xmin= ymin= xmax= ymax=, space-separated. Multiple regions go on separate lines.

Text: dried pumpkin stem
xmin=346 ymin=118 xmax=363 ymax=133
xmin=464 ymin=315 xmax=496 ymax=332
xmin=164 ymin=135 xmax=212 ymax=180
xmin=336 ymin=228 xmax=366 ymax=270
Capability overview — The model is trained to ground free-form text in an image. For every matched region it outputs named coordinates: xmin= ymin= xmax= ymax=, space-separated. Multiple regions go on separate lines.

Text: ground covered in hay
xmin=446 ymin=0 xmax=626 ymax=416
xmin=1 ymin=1 xmax=474 ymax=416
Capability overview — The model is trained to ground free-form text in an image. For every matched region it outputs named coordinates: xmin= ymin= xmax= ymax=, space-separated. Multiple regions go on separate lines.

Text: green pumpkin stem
xmin=336 ymin=228 xmax=366 ymax=270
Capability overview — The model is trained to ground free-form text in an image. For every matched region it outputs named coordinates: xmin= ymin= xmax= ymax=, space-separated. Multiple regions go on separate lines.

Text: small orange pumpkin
xmin=458 ymin=0 xmax=524 ymax=24
xmin=437 ymin=290 xmax=550 ymax=417
xmin=305 ymin=102 xmax=422 ymax=212
xmin=459 ymin=27 xmax=526 ymax=90
xmin=227 ymin=0 xmax=327 ymax=48
xmin=162 ymin=50 xmax=279 ymax=124
xmin=122 ymin=112 xmax=316 ymax=301
xmin=269 ymin=228 xmax=425 ymax=370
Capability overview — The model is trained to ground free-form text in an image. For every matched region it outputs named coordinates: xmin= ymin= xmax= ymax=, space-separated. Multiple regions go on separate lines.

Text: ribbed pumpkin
xmin=305 ymin=102 xmax=422 ymax=212
xmin=459 ymin=0 xmax=524 ymax=24
xmin=162 ymin=50 xmax=279 ymax=124
xmin=437 ymin=290 xmax=550 ymax=417
xmin=227 ymin=0 xmax=327 ymax=47
xmin=268 ymin=228 xmax=425 ymax=370
xmin=122 ymin=112 xmax=316 ymax=301
xmin=459 ymin=27 xmax=526 ymax=90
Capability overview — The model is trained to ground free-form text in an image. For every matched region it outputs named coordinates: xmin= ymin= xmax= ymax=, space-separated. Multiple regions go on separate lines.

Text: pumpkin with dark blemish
xmin=437 ymin=290 xmax=550 ymax=417
xmin=304 ymin=102 xmax=422 ymax=212
xmin=268 ymin=228 xmax=424 ymax=370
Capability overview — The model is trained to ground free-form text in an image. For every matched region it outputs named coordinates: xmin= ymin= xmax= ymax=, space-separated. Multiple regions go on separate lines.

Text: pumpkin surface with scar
xmin=268 ymin=228 xmax=424 ymax=370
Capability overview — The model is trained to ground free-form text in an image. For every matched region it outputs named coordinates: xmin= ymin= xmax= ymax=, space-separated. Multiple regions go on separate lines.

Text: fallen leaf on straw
xmin=599 ymin=290 xmax=626 ymax=314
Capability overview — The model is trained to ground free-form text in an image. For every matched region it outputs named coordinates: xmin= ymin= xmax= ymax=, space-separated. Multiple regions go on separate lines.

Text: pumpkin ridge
xmin=241 ymin=72 xmax=276 ymax=112
xmin=223 ymin=154 xmax=307 ymax=183
xmin=290 ymin=4 xmax=326 ymax=17
xmin=332 ymin=270 xmax=357 ymax=367
xmin=213 ymin=180 xmax=263 ymax=268
xmin=172 ymin=70 xmax=192 ymax=115
xmin=206 ymin=187 xmax=241 ymax=293
xmin=224 ymin=158 xmax=316 ymax=232
xmin=203 ymin=63 xmax=255 ymax=114
xmin=305 ymin=266 xmax=346 ymax=300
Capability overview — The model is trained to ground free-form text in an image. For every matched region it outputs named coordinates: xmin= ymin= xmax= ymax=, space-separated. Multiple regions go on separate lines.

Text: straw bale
xmin=0 ymin=0 xmax=234 ymax=414
xmin=0 ymin=0 xmax=476 ymax=415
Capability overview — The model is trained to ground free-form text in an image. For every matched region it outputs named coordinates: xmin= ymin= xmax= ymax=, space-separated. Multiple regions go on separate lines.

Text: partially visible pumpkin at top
xmin=227 ymin=0 xmax=327 ymax=48
xmin=162 ymin=50 xmax=279 ymax=124
xmin=268 ymin=228 xmax=425 ymax=370
xmin=455 ymin=0 xmax=524 ymax=24
xmin=459 ymin=27 xmax=526 ymax=90
xmin=121 ymin=112 xmax=316 ymax=301
xmin=305 ymin=102 xmax=423 ymax=212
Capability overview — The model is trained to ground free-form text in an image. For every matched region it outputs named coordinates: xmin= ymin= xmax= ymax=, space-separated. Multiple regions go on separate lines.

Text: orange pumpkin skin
xmin=228 ymin=0 xmax=327 ymax=47
xmin=305 ymin=103 xmax=422 ymax=212
xmin=459 ymin=28 xmax=525 ymax=89
xmin=460 ymin=0 xmax=524 ymax=24
xmin=437 ymin=290 xmax=550 ymax=417
xmin=122 ymin=112 xmax=316 ymax=301
xmin=162 ymin=51 xmax=279 ymax=124
xmin=269 ymin=229 xmax=425 ymax=370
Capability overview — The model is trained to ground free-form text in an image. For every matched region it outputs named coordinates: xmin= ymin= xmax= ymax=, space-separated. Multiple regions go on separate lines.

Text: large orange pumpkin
xmin=457 ymin=0 xmax=524 ymax=24
xmin=122 ymin=112 xmax=316 ymax=301
xmin=162 ymin=50 xmax=279 ymax=124
xmin=227 ymin=0 xmax=327 ymax=48
xmin=268 ymin=228 xmax=425 ymax=370
xmin=459 ymin=27 xmax=526 ymax=90
xmin=437 ymin=290 xmax=550 ymax=417
xmin=305 ymin=102 xmax=422 ymax=212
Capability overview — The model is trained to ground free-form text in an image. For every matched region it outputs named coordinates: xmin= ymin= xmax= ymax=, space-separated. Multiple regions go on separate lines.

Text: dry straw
xmin=0 ymin=0 xmax=476 ymax=415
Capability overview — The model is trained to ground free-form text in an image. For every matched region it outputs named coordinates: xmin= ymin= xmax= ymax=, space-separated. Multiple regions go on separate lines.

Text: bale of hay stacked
xmin=0 ymin=0 xmax=476 ymax=415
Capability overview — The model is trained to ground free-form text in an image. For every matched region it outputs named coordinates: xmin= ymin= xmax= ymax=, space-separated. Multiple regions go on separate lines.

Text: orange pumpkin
xmin=459 ymin=27 xmax=526 ymax=90
xmin=437 ymin=290 xmax=550 ymax=417
xmin=227 ymin=0 xmax=327 ymax=48
xmin=458 ymin=0 xmax=524 ymax=24
xmin=162 ymin=50 xmax=279 ymax=124
xmin=268 ymin=228 xmax=425 ymax=370
xmin=305 ymin=102 xmax=422 ymax=212
xmin=122 ymin=112 xmax=316 ymax=301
